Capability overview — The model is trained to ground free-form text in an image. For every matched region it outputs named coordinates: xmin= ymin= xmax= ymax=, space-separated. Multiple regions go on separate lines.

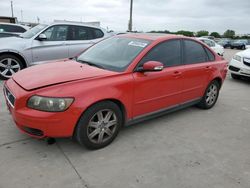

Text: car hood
xmin=0 ymin=36 xmax=30 ymax=49
xmin=237 ymin=49 xmax=250 ymax=58
xmin=13 ymin=60 xmax=116 ymax=91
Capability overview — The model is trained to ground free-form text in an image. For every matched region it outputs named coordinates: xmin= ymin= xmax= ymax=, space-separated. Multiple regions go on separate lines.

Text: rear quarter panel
xmin=208 ymin=58 xmax=228 ymax=87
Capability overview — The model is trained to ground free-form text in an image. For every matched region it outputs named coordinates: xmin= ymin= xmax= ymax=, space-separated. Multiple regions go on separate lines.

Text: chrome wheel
xmin=0 ymin=58 xmax=21 ymax=78
xmin=87 ymin=109 xmax=118 ymax=144
xmin=205 ymin=83 xmax=218 ymax=106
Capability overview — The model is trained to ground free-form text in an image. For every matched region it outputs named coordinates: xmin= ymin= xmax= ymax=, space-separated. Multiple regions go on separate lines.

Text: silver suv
xmin=0 ymin=22 xmax=110 ymax=80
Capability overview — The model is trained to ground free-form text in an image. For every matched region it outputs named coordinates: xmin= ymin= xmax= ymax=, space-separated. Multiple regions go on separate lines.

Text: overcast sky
xmin=1 ymin=0 xmax=250 ymax=34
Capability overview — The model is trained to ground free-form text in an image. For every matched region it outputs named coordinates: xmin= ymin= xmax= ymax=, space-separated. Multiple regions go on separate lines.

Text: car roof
xmin=198 ymin=37 xmax=214 ymax=42
xmin=117 ymin=33 xmax=187 ymax=41
xmin=48 ymin=22 xmax=104 ymax=30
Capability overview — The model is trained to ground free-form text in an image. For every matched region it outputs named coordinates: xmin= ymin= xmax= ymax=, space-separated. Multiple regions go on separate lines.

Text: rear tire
xmin=197 ymin=80 xmax=220 ymax=109
xmin=0 ymin=54 xmax=23 ymax=80
xmin=231 ymin=73 xmax=241 ymax=80
xmin=75 ymin=101 xmax=123 ymax=150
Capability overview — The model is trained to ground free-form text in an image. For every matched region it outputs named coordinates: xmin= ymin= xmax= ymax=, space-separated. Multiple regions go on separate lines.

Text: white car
xmin=229 ymin=49 xmax=250 ymax=79
xmin=0 ymin=22 xmax=29 ymax=38
xmin=198 ymin=38 xmax=224 ymax=56
xmin=0 ymin=22 xmax=110 ymax=80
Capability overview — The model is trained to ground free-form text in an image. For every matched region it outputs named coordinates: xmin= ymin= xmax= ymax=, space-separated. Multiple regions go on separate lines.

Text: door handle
xmin=173 ymin=71 xmax=182 ymax=77
xmin=205 ymin=66 xmax=212 ymax=70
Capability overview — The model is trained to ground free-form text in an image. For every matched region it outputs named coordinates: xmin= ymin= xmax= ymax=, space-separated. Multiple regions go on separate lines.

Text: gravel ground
xmin=0 ymin=49 xmax=249 ymax=188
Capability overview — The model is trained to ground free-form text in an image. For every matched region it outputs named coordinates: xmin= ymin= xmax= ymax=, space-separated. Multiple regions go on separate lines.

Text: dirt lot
xmin=0 ymin=49 xmax=249 ymax=188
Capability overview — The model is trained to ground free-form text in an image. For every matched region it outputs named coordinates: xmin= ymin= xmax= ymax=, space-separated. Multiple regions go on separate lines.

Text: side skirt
xmin=125 ymin=98 xmax=201 ymax=126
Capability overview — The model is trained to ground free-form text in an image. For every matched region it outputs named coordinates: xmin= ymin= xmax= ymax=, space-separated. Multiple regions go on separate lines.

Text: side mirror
xmin=37 ymin=34 xmax=47 ymax=41
xmin=137 ymin=61 xmax=164 ymax=72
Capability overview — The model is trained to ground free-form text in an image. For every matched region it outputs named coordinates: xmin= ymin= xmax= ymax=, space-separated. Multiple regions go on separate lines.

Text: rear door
xmin=67 ymin=26 xmax=104 ymax=58
xmin=31 ymin=25 xmax=69 ymax=63
xmin=132 ymin=39 xmax=184 ymax=117
xmin=180 ymin=39 xmax=215 ymax=103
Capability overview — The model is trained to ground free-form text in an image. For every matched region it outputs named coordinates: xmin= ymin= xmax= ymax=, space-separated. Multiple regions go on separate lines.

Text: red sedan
xmin=3 ymin=34 xmax=228 ymax=149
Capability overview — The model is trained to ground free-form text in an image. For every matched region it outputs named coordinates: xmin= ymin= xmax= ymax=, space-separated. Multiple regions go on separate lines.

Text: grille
xmin=4 ymin=86 xmax=15 ymax=108
xmin=243 ymin=58 xmax=250 ymax=67
xmin=229 ymin=65 xmax=240 ymax=72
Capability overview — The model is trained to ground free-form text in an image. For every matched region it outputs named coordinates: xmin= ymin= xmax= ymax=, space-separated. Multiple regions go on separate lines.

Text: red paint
xmin=4 ymin=34 xmax=228 ymax=138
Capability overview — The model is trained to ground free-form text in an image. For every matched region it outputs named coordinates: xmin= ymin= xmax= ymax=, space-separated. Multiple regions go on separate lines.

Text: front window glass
xmin=139 ymin=40 xmax=181 ymax=67
xmin=77 ymin=37 xmax=151 ymax=72
xmin=42 ymin=25 xmax=68 ymax=41
xmin=21 ymin=24 xmax=47 ymax=38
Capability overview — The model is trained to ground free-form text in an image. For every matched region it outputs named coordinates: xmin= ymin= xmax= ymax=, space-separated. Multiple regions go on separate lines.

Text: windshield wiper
xmin=77 ymin=59 xmax=105 ymax=69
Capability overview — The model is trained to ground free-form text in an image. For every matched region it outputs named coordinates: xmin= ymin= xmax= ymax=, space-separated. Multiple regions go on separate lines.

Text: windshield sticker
xmin=128 ymin=41 xmax=148 ymax=48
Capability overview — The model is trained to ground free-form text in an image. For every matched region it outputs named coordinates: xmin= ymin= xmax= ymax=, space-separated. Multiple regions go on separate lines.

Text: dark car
xmin=218 ymin=39 xmax=232 ymax=48
xmin=230 ymin=39 xmax=249 ymax=50
xmin=0 ymin=23 xmax=29 ymax=38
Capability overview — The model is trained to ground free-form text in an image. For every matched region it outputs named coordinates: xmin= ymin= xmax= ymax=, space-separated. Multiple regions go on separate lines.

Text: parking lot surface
xmin=0 ymin=49 xmax=249 ymax=188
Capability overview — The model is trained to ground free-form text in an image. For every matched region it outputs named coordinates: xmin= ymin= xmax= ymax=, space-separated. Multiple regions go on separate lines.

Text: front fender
xmin=74 ymin=76 xmax=134 ymax=120
xmin=0 ymin=49 xmax=30 ymax=67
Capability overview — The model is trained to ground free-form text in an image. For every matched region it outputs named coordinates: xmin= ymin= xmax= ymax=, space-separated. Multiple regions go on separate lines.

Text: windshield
xmin=77 ymin=37 xmax=151 ymax=72
xmin=20 ymin=24 xmax=47 ymax=38
xmin=235 ymin=40 xmax=247 ymax=43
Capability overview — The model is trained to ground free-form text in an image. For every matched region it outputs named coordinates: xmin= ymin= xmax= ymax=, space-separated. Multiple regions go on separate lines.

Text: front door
xmin=132 ymin=39 xmax=184 ymax=117
xmin=31 ymin=25 xmax=69 ymax=64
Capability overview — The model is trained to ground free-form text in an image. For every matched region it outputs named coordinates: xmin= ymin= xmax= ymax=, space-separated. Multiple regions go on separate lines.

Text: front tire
xmin=197 ymin=80 xmax=220 ymax=109
xmin=0 ymin=54 xmax=23 ymax=80
xmin=241 ymin=45 xmax=246 ymax=50
xmin=75 ymin=101 xmax=123 ymax=150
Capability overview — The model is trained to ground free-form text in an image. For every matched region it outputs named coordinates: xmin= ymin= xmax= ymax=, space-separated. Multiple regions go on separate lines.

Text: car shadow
xmin=229 ymin=76 xmax=250 ymax=85
xmin=55 ymin=105 xmax=200 ymax=153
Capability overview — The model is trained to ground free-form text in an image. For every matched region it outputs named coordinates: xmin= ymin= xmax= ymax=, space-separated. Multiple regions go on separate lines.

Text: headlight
xmin=27 ymin=96 xmax=74 ymax=112
xmin=233 ymin=55 xmax=242 ymax=62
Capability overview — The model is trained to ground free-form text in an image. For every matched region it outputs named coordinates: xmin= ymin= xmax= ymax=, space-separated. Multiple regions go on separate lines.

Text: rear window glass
xmin=184 ymin=40 xmax=208 ymax=64
xmin=93 ymin=29 xmax=104 ymax=38
xmin=204 ymin=48 xmax=215 ymax=61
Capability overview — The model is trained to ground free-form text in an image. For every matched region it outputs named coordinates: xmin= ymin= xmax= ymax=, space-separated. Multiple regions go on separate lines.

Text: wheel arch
xmin=73 ymin=98 xmax=128 ymax=137
xmin=0 ymin=51 xmax=28 ymax=68
xmin=211 ymin=77 xmax=222 ymax=89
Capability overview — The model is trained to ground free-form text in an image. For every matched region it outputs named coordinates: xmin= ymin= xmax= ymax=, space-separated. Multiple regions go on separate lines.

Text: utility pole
xmin=11 ymin=1 xmax=14 ymax=17
xmin=21 ymin=10 xmax=23 ymax=22
xmin=128 ymin=0 xmax=133 ymax=32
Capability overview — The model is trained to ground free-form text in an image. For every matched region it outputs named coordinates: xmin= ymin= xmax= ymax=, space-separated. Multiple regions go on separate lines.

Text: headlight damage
xmin=27 ymin=96 xmax=74 ymax=112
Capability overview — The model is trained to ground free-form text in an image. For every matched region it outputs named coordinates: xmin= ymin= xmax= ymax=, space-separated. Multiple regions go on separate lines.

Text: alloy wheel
xmin=87 ymin=109 xmax=118 ymax=144
xmin=205 ymin=83 xmax=218 ymax=106
xmin=0 ymin=58 xmax=21 ymax=78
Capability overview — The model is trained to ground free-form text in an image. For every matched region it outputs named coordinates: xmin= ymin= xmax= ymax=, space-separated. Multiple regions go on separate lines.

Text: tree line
xmin=149 ymin=29 xmax=250 ymax=39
